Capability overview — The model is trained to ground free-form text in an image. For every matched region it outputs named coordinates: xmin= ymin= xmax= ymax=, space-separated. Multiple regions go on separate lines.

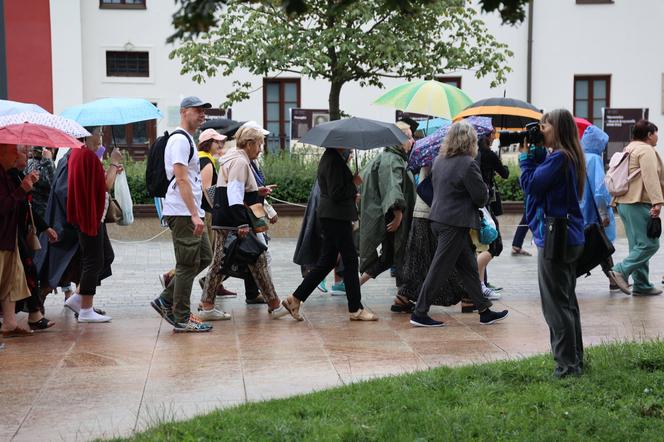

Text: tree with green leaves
xmin=171 ymin=0 xmax=514 ymax=121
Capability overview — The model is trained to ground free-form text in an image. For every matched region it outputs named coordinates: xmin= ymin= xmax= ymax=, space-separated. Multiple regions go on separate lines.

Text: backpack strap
xmin=167 ymin=129 xmax=196 ymax=189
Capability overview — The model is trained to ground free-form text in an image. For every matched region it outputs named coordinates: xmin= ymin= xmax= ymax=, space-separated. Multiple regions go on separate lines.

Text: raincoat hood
xmin=581 ymin=125 xmax=609 ymax=155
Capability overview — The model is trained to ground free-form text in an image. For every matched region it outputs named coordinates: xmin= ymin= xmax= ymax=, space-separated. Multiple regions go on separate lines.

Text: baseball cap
xmin=240 ymin=120 xmax=270 ymax=135
xmin=199 ymin=128 xmax=227 ymax=144
xmin=180 ymin=96 xmax=212 ymax=108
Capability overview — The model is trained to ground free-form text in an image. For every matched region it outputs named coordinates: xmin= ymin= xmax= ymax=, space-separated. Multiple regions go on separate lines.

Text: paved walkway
xmin=3 ymin=236 xmax=664 ymax=441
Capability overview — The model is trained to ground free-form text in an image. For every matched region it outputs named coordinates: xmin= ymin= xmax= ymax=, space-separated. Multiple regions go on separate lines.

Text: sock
xmin=65 ymin=293 xmax=82 ymax=311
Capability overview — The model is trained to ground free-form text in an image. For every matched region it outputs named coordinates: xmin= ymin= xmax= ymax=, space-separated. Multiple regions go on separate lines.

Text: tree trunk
xmin=328 ymin=80 xmax=344 ymax=121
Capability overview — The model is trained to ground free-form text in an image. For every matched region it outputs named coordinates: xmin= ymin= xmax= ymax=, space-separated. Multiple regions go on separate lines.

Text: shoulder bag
xmin=26 ymin=200 xmax=42 ymax=251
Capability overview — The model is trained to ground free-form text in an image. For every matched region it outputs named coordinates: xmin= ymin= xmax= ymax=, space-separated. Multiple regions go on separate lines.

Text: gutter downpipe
xmin=526 ymin=0 xmax=534 ymax=103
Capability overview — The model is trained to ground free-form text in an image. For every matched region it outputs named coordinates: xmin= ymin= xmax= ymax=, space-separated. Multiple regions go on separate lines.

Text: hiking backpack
xmin=145 ymin=130 xmax=194 ymax=198
xmin=604 ymin=149 xmax=641 ymax=197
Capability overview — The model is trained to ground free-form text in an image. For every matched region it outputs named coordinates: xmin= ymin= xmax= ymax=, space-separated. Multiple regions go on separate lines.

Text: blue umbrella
xmin=60 ymin=98 xmax=162 ymax=126
xmin=416 ymin=117 xmax=451 ymax=136
xmin=0 ymin=99 xmax=48 ymax=116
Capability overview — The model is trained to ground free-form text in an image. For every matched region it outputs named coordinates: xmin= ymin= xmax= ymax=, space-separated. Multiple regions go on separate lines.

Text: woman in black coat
xmin=283 ymin=148 xmax=377 ymax=321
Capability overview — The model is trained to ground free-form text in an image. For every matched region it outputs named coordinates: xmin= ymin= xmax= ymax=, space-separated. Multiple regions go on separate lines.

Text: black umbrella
xmin=298 ymin=117 xmax=408 ymax=150
xmin=200 ymin=118 xmax=245 ymax=137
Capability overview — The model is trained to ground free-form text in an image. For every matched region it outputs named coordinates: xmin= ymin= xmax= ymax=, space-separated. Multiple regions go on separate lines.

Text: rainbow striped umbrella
xmin=374 ymin=80 xmax=473 ymax=119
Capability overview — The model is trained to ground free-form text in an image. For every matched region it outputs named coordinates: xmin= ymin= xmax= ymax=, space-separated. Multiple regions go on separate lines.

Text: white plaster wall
xmin=49 ymin=0 xmax=664 ymax=136
xmin=49 ymin=0 xmax=84 ymax=114
xmin=531 ymin=0 xmax=664 ymax=130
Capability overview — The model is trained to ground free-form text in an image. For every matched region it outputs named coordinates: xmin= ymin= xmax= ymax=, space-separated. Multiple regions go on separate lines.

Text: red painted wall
xmin=4 ymin=0 xmax=53 ymax=112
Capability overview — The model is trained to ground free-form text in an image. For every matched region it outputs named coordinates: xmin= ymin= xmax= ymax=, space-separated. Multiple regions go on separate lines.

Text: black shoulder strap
xmin=171 ymin=129 xmax=195 ymax=162
xmin=584 ymin=170 xmax=604 ymax=223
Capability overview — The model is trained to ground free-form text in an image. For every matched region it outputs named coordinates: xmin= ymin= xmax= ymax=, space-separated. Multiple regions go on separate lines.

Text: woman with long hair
xmin=520 ymin=108 xmax=586 ymax=378
xmin=609 ymin=120 xmax=663 ymax=296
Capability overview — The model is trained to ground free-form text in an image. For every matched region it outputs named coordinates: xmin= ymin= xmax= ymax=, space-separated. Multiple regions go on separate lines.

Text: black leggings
xmin=78 ymin=224 xmax=114 ymax=296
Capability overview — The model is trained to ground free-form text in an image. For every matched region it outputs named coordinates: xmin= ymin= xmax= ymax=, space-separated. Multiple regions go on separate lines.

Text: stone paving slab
xmin=2 ymin=235 xmax=664 ymax=441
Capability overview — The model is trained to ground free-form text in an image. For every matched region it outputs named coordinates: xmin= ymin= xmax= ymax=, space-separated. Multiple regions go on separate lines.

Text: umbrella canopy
xmin=0 ymin=123 xmax=84 ymax=148
xmin=200 ymin=118 xmax=244 ymax=137
xmin=60 ymin=98 xmax=162 ymax=126
xmin=408 ymin=117 xmax=494 ymax=170
xmin=453 ymin=97 xmax=542 ymax=130
xmin=416 ymin=117 xmax=451 ymax=136
xmin=574 ymin=116 xmax=592 ymax=139
xmin=299 ymin=117 xmax=408 ymax=150
xmin=0 ymin=112 xmax=90 ymax=138
xmin=0 ymin=99 xmax=48 ymax=116
xmin=374 ymin=80 xmax=473 ymax=119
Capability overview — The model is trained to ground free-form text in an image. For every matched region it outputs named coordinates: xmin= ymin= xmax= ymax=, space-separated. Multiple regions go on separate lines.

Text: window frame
xmin=99 ymin=0 xmax=147 ymax=9
xmin=102 ymin=115 xmax=157 ymax=161
xmin=573 ymin=75 xmax=611 ymax=126
xmin=262 ymin=78 xmax=301 ymax=151
xmin=106 ymin=50 xmax=150 ymax=78
xmin=435 ymin=76 xmax=462 ymax=89
xmin=576 ymin=0 xmax=614 ymax=4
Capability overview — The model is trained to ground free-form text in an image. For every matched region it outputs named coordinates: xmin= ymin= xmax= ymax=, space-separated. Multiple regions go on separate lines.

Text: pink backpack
xmin=604 ymin=150 xmax=640 ymax=197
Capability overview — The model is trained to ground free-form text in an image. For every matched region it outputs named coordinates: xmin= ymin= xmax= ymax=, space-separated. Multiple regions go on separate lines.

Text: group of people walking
xmin=2 ymin=95 xmax=664 ymax=381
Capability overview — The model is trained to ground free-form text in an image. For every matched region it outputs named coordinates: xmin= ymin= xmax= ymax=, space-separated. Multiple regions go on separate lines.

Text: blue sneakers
xmin=410 ymin=314 xmax=445 ymax=327
xmin=330 ymin=282 xmax=346 ymax=296
xmin=150 ymin=297 xmax=176 ymax=326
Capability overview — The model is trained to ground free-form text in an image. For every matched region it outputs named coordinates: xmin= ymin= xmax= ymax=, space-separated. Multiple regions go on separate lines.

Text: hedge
xmin=117 ymin=154 xmax=525 ymax=205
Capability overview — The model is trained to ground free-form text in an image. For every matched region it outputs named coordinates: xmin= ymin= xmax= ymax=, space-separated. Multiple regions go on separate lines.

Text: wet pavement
xmin=3 ymin=236 xmax=664 ymax=441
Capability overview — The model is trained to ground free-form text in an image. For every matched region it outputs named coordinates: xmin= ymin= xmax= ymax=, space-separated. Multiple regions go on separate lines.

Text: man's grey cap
xmin=180 ymin=96 xmax=212 ymax=108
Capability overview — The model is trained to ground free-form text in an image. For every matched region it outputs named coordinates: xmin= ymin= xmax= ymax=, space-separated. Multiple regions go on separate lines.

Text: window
xmin=100 ymin=0 xmax=146 ymax=9
xmin=106 ymin=51 xmax=149 ymax=77
xmin=436 ymin=76 xmax=462 ymax=89
xmin=263 ymin=78 xmax=301 ymax=152
xmin=574 ymin=75 xmax=610 ymax=127
xmin=102 ymin=119 xmax=156 ymax=161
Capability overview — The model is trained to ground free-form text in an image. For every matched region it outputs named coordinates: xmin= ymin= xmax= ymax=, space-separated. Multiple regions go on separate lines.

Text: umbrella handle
xmin=354 ymin=149 xmax=359 ymax=174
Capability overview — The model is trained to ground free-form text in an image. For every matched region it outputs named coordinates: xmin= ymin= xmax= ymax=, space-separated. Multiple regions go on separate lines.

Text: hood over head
xmin=581 ymin=125 xmax=609 ymax=155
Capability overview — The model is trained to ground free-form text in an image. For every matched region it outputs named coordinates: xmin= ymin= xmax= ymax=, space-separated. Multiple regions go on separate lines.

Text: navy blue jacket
xmin=520 ymin=148 xmax=585 ymax=248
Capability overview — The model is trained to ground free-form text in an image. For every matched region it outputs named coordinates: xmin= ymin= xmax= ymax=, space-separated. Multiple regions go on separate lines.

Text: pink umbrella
xmin=0 ymin=123 xmax=84 ymax=148
xmin=574 ymin=117 xmax=592 ymax=139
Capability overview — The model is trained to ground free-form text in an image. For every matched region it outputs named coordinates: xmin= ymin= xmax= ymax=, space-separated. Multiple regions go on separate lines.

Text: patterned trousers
xmin=201 ymin=229 xmax=278 ymax=305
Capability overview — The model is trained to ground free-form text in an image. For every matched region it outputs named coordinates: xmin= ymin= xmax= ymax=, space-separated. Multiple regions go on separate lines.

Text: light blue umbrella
xmin=60 ymin=98 xmax=162 ymax=126
xmin=0 ymin=99 xmax=48 ymax=116
xmin=416 ymin=117 xmax=451 ymax=136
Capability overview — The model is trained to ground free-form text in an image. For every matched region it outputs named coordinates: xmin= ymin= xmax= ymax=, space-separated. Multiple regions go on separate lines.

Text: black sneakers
xmin=479 ymin=309 xmax=509 ymax=325
xmin=410 ymin=314 xmax=445 ymax=327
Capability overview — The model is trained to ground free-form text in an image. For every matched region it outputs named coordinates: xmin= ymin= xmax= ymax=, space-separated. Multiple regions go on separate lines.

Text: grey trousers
xmin=537 ymin=245 xmax=584 ymax=376
xmin=414 ymin=222 xmax=492 ymax=316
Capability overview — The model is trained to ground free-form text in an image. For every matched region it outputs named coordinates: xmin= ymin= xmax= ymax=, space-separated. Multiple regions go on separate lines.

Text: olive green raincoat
xmin=359 ymin=145 xmax=416 ymax=274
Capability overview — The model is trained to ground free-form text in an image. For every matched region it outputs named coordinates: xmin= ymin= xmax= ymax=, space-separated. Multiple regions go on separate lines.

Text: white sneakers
xmin=481 ymin=284 xmax=502 ymax=301
xmin=197 ymin=308 xmax=232 ymax=321
xmin=64 ymin=293 xmax=112 ymax=323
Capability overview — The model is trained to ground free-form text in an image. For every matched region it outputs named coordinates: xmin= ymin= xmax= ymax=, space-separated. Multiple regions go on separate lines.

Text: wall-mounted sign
xmin=290 ymin=108 xmax=330 ymax=139
xmin=603 ymin=107 xmax=649 ymax=159
xmin=204 ymin=108 xmax=232 ymax=121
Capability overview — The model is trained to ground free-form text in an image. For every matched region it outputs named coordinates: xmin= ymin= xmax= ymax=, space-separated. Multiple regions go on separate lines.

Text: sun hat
xmin=199 ymin=128 xmax=227 ymax=144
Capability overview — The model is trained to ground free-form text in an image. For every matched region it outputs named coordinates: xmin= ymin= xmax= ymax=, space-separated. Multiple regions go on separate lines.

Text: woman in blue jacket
xmin=520 ymin=109 xmax=586 ymax=378
xmin=579 ymin=125 xmax=617 ymax=290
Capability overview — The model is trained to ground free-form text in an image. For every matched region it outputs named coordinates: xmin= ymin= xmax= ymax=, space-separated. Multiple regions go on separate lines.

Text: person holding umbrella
xmin=281 ymin=146 xmax=377 ymax=321
xmin=0 ymin=143 xmax=38 ymax=337
xmin=411 ymin=121 xmax=509 ymax=327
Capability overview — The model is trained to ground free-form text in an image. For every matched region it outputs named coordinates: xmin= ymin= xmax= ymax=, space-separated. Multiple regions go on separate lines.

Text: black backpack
xmin=145 ymin=130 xmax=194 ymax=198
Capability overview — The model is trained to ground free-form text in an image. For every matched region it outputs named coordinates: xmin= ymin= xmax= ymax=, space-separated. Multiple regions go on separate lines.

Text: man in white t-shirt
xmin=151 ymin=96 xmax=215 ymax=333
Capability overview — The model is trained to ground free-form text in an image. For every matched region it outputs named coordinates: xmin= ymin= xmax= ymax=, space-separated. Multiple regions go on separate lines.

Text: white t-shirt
xmin=162 ymin=128 xmax=204 ymax=217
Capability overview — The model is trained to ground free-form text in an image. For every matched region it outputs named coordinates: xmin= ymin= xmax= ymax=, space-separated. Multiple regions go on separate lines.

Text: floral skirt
xmin=397 ymin=218 xmax=465 ymax=306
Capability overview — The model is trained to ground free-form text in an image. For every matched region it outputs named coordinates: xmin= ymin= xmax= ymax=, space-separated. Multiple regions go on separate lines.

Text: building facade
xmin=0 ymin=0 xmax=662 ymax=156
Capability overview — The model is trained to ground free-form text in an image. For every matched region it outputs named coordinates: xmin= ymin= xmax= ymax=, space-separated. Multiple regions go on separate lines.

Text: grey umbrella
xmin=298 ymin=117 xmax=408 ymax=150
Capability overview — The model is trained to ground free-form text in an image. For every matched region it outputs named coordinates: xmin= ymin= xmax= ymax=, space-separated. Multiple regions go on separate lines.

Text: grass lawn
xmin=115 ymin=340 xmax=664 ymax=441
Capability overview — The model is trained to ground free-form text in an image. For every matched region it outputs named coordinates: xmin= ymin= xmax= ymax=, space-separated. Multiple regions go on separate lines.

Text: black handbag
xmin=575 ymin=172 xmax=615 ymax=277
xmin=490 ymin=188 xmax=503 ymax=216
xmin=416 ymin=175 xmax=433 ymax=206
xmin=647 ymin=217 xmax=662 ymax=239
xmin=223 ymin=230 xmax=267 ymax=266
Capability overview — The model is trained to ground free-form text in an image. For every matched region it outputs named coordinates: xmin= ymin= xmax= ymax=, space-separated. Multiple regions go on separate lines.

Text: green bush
xmin=121 ymin=159 xmax=151 ymax=204
xmin=495 ymin=161 xmax=524 ymax=201
xmin=261 ymin=151 xmax=319 ymax=203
